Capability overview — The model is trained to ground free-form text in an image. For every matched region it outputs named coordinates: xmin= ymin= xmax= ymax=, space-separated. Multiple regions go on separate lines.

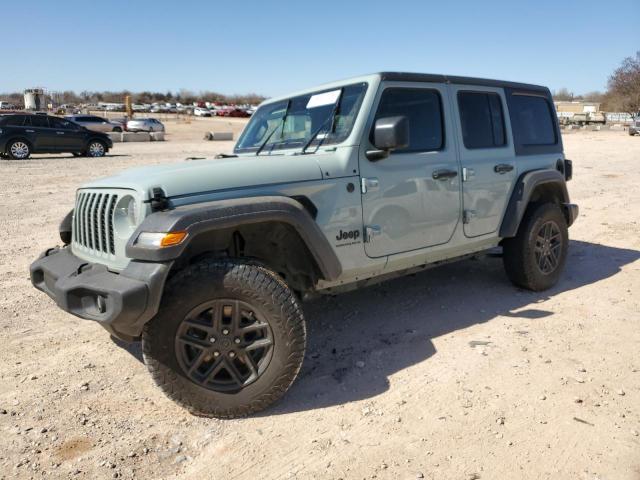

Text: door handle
xmin=432 ymin=169 xmax=458 ymax=180
xmin=25 ymin=129 xmax=35 ymax=133
xmin=494 ymin=163 xmax=514 ymax=174
xmin=56 ymin=131 xmax=65 ymax=135
xmin=361 ymin=177 xmax=379 ymax=194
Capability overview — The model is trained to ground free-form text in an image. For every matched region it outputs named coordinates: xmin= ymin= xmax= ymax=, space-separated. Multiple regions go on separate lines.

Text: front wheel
xmin=86 ymin=140 xmax=107 ymax=157
xmin=502 ymin=203 xmax=569 ymax=291
xmin=7 ymin=140 xmax=31 ymax=159
xmin=142 ymin=259 xmax=306 ymax=418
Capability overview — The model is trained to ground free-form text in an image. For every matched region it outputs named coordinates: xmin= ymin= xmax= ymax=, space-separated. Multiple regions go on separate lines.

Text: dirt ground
xmin=0 ymin=118 xmax=638 ymax=480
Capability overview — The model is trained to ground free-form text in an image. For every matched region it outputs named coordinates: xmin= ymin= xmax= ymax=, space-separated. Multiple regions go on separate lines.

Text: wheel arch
xmin=85 ymin=136 xmax=109 ymax=149
xmin=126 ymin=196 xmax=342 ymax=292
xmin=500 ymin=169 xmax=574 ymax=238
xmin=5 ymin=136 xmax=33 ymax=153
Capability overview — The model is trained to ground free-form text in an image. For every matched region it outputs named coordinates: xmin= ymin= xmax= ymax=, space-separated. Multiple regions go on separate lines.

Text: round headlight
xmin=126 ymin=197 xmax=138 ymax=225
xmin=114 ymin=195 xmax=139 ymax=238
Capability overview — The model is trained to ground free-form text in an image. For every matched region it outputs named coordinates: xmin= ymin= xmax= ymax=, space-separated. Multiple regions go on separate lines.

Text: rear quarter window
xmin=506 ymin=90 xmax=562 ymax=156
xmin=3 ymin=115 xmax=25 ymax=126
xmin=510 ymin=94 xmax=556 ymax=145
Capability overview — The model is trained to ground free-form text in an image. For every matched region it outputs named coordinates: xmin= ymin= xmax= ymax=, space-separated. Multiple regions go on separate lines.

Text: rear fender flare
xmin=500 ymin=169 xmax=571 ymax=238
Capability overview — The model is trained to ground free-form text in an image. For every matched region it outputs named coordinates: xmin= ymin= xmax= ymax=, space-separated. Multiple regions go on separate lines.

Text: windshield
xmin=234 ymin=82 xmax=367 ymax=154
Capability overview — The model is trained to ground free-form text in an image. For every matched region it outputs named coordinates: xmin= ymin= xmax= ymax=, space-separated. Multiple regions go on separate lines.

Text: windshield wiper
xmin=255 ymin=99 xmax=291 ymax=156
xmin=299 ymin=88 xmax=343 ymax=155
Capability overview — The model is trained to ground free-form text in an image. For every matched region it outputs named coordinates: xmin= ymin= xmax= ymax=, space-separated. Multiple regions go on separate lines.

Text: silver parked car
xmin=65 ymin=115 xmax=123 ymax=132
xmin=126 ymin=118 xmax=165 ymax=132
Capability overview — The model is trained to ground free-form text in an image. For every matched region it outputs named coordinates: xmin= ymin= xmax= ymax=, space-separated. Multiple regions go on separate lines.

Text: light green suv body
xmin=31 ymin=72 xmax=578 ymax=417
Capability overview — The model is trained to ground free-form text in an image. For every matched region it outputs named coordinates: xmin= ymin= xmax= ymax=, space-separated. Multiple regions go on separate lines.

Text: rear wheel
xmin=142 ymin=259 xmax=306 ymax=418
xmin=7 ymin=140 xmax=31 ymax=159
xmin=503 ymin=203 xmax=569 ymax=291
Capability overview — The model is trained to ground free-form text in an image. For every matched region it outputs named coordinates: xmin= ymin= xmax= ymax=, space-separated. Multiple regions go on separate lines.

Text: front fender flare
xmin=126 ymin=196 xmax=342 ymax=281
xmin=499 ymin=169 xmax=572 ymax=238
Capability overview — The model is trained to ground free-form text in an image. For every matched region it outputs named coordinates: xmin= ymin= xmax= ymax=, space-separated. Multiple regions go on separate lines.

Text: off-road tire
xmin=502 ymin=203 xmax=568 ymax=291
xmin=142 ymin=259 xmax=306 ymax=418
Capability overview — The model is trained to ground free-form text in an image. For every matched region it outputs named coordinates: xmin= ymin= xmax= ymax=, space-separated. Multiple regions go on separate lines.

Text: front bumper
xmin=630 ymin=125 xmax=639 ymax=135
xmin=30 ymin=247 xmax=171 ymax=341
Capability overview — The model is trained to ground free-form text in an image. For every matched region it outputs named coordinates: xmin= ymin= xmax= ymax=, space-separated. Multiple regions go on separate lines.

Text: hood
xmin=81 ymin=154 xmax=324 ymax=199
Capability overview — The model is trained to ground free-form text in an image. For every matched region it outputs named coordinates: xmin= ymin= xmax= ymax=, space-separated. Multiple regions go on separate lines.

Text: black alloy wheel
xmin=174 ymin=299 xmax=274 ymax=393
xmin=534 ymin=220 xmax=563 ymax=274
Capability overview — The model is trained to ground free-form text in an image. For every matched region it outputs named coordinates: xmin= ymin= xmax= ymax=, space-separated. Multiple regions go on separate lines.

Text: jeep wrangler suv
xmin=30 ymin=72 xmax=578 ymax=418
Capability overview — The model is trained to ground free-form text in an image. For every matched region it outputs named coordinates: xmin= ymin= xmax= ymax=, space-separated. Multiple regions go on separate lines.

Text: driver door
xmin=359 ymin=82 xmax=461 ymax=258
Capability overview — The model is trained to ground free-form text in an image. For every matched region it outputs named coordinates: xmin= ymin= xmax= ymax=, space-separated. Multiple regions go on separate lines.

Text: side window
xmin=510 ymin=94 xmax=556 ymax=146
xmin=28 ymin=115 xmax=49 ymax=128
xmin=457 ymin=91 xmax=506 ymax=149
xmin=4 ymin=115 xmax=25 ymax=126
xmin=372 ymin=88 xmax=444 ymax=152
xmin=49 ymin=116 xmax=76 ymax=130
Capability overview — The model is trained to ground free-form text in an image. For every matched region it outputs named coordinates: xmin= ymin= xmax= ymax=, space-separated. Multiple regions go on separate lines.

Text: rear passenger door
xmin=359 ymin=82 xmax=461 ymax=258
xmin=25 ymin=115 xmax=56 ymax=150
xmin=451 ymin=86 xmax=516 ymax=237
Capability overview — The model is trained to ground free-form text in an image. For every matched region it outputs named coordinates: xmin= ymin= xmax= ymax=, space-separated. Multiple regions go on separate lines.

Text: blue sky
xmin=3 ymin=0 xmax=638 ymax=97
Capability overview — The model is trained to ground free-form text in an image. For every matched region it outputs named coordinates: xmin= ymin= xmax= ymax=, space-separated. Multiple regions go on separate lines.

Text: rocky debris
xmin=616 ymin=389 xmax=626 ymax=396
xmin=0 ymin=408 xmax=7 ymax=414
xmin=574 ymin=397 xmax=584 ymax=404
xmin=80 ymin=382 xmax=90 ymax=391
xmin=355 ymin=360 xmax=366 ymax=369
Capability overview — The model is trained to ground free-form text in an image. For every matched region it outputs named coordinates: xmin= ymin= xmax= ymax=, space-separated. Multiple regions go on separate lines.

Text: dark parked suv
xmin=0 ymin=114 xmax=113 ymax=159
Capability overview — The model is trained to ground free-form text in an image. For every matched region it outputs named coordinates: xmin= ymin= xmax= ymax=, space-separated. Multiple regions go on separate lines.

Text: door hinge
xmin=462 ymin=167 xmax=475 ymax=182
xmin=361 ymin=177 xmax=379 ymax=194
xmin=463 ymin=210 xmax=476 ymax=224
xmin=365 ymin=225 xmax=382 ymax=243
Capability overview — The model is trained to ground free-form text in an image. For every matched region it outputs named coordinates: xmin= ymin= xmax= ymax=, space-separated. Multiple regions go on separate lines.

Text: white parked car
xmin=193 ymin=107 xmax=212 ymax=117
xmin=126 ymin=118 xmax=165 ymax=132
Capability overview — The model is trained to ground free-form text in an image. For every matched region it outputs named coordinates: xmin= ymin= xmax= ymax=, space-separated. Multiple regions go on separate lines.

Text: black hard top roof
xmin=379 ymin=72 xmax=548 ymax=92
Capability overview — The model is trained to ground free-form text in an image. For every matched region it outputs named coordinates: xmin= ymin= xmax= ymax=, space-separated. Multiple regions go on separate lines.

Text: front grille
xmin=73 ymin=192 xmax=118 ymax=255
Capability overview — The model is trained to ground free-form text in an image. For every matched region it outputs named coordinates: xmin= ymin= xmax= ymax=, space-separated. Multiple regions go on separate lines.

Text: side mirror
xmin=366 ymin=116 xmax=409 ymax=161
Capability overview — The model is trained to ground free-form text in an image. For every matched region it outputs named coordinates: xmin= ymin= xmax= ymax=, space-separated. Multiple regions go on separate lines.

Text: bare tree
xmin=553 ymin=88 xmax=575 ymax=101
xmin=607 ymin=51 xmax=640 ymax=115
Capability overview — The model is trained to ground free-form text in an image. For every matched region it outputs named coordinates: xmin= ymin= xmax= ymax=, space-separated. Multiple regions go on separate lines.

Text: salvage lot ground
xmin=0 ymin=118 xmax=639 ymax=479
